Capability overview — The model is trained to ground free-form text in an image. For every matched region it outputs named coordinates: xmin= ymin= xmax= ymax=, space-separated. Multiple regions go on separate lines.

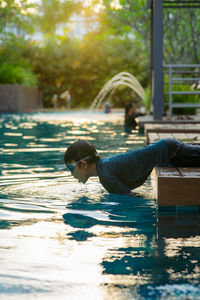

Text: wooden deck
xmin=152 ymin=167 xmax=200 ymax=206
xmin=144 ymin=123 xmax=200 ymax=135
xmin=138 ymin=115 xmax=200 ymax=128
xmin=147 ymin=132 xmax=200 ymax=144
xmin=145 ymin=123 xmax=200 ymax=206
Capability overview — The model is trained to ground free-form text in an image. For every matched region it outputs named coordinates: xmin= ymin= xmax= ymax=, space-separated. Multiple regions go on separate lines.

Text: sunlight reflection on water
xmin=0 ymin=112 xmax=200 ymax=300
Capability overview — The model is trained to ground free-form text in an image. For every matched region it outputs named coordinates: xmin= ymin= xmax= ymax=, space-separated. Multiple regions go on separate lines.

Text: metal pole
xmin=169 ymin=66 xmax=172 ymax=119
xmin=152 ymin=0 xmax=164 ymax=120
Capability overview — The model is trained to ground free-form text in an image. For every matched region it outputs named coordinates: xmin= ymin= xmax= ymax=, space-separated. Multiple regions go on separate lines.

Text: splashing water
xmin=90 ymin=72 xmax=145 ymax=110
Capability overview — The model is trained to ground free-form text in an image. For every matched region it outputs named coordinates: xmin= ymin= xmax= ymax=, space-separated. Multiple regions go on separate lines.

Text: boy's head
xmin=125 ymin=101 xmax=136 ymax=115
xmin=64 ymin=140 xmax=99 ymax=183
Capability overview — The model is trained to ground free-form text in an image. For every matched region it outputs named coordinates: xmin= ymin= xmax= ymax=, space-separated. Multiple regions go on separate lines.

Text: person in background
xmin=103 ymin=102 xmax=111 ymax=114
xmin=53 ymin=94 xmax=58 ymax=111
xmin=60 ymin=90 xmax=71 ymax=110
xmin=124 ymin=101 xmax=145 ymax=132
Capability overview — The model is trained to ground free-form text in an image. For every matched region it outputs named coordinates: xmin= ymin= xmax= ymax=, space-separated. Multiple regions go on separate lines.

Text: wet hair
xmin=125 ymin=101 xmax=135 ymax=116
xmin=64 ymin=140 xmax=100 ymax=166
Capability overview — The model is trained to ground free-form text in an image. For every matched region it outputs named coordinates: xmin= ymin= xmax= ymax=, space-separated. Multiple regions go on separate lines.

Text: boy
xmin=64 ymin=139 xmax=200 ymax=195
xmin=124 ymin=101 xmax=145 ymax=132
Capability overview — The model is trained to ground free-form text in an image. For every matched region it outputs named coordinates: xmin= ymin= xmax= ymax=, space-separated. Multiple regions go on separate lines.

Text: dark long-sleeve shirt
xmin=96 ymin=139 xmax=173 ymax=194
xmin=124 ymin=112 xmax=144 ymax=128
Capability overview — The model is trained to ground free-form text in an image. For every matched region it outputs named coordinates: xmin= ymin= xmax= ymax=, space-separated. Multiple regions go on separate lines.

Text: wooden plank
xmin=185 ymin=133 xmax=200 ymax=142
xmin=147 ymin=132 xmax=200 ymax=144
xmin=178 ymin=167 xmax=200 ymax=177
xmin=156 ymin=167 xmax=180 ymax=177
xmin=147 ymin=132 xmax=160 ymax=144
xmin=139 ymin=115 xmax=200 ymax=128
xmin=171 ymin=133 xmax=187 ymax=140
xmin=153 ymin=167 xmax=200 ymax=206
xmin=158 ymin=133 xmax=173 ymax=139
xmin=144 ymin=124 xmax=154 ymax=135
xmin=144 ymin=123 xmax=200 ymax=136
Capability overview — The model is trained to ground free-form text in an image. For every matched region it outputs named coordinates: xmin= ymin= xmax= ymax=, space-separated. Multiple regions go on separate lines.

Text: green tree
xmin=163 ymin=7 xmax=200 ymax=64
xmin=0 ymin=0 xmax=37 ymax=35
xmin=87 ymin=0 xmax=200 ymax=64
xmin=0 ymin=34 xmax=38 ymax=86
xmin=83 ymin=0 xmax=150 ymax=63
xmin=32 ymin=35 xmax=80 ymax=106
xmin=0 ymin=1 xmax=39 ymax=86
xmin=70 ymin=30 xmax=148 ymax=107
xmin=34 ymin=0 xmax=82 ymax=37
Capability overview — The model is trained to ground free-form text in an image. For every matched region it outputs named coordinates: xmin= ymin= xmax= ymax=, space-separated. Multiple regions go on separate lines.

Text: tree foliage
xmin=0 ymin=0 xmax=37 ymax=35
xmin=0 ymin=0 xmax=199 ymax=108
xmin=33 ymin=0 xmax=82 ymax=37
xmin=163 ymin=7 xmax=200 ymax=64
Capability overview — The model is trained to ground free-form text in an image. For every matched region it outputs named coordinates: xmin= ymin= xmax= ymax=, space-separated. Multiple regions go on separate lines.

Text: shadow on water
xmin=63 ymin=193 xmax=200 ymax=299
xmin=63 ymin=193 xmax=155 ymax=230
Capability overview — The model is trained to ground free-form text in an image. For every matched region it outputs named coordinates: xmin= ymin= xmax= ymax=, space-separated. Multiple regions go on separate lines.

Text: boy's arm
xmin=134 ymin=112 xmax=145 ymax=118
xmin=99 ymin=175 xmax=131 ymax=195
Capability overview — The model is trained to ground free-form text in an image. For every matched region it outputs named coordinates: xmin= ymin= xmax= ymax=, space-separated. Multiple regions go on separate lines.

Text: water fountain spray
xmin=90 ymin=72 xmax=145 ymax=110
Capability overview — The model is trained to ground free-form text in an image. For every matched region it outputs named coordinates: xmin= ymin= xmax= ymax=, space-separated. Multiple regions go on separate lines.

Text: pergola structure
xmin=147 ymin=0 xmax=200 ymax=120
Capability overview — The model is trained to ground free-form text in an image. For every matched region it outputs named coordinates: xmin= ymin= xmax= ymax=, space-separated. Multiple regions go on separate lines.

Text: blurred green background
xmin=0 ymin=0 xmax=199 ymax=110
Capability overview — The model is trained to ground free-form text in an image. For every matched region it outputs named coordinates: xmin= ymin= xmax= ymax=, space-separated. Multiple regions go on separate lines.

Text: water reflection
xmin=62 ymin=192 xmax=200 ymax=298
xmin=0 ymin=112 xmax=200 ymax=299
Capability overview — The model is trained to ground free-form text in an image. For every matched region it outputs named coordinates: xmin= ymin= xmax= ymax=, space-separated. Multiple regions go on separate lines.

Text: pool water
xmin=0 ymin=112 xmax=200 ymax=300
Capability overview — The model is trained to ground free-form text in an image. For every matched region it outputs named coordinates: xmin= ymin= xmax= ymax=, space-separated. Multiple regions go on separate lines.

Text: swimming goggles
xmin=66 ymin=156 xmax=91 ymax=173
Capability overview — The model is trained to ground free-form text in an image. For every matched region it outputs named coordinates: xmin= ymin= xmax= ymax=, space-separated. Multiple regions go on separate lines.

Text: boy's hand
xmin=129 ymin=191 xmax=134 ymax=196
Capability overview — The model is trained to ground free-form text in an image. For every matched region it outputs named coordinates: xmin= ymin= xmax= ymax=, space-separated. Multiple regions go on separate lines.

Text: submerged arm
xmin=99 ymin=175 xmax=131 ymax=195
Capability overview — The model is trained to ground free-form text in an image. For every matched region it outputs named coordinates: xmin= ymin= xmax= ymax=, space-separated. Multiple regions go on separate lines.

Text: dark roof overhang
xmin=146 ymin=0 xmax=200 ymax=9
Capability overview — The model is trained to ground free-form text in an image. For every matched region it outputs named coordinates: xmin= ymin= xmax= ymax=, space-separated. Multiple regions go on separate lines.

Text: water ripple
xmin=0 ymin=112 xmax=199 ymax=300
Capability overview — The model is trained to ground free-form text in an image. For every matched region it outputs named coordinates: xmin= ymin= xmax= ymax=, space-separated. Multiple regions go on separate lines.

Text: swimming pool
xmin=0 ymin=112 xmax=200 ymax=300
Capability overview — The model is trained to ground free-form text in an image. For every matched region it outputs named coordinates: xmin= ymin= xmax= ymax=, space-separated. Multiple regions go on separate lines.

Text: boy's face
xmin=129 ymin=105 xmax=136 ymax=114
xmin=69 ymin=160 xmax=89 ymax=184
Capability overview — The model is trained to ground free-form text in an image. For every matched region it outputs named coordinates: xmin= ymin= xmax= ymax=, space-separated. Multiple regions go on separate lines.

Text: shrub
xmin=164 ymin=82 xmax=199 ymax=115
xmin=144 ymin=85 xmax=151 ymax=112
xmin=0 ymin=63 xmax=38 ymax=87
